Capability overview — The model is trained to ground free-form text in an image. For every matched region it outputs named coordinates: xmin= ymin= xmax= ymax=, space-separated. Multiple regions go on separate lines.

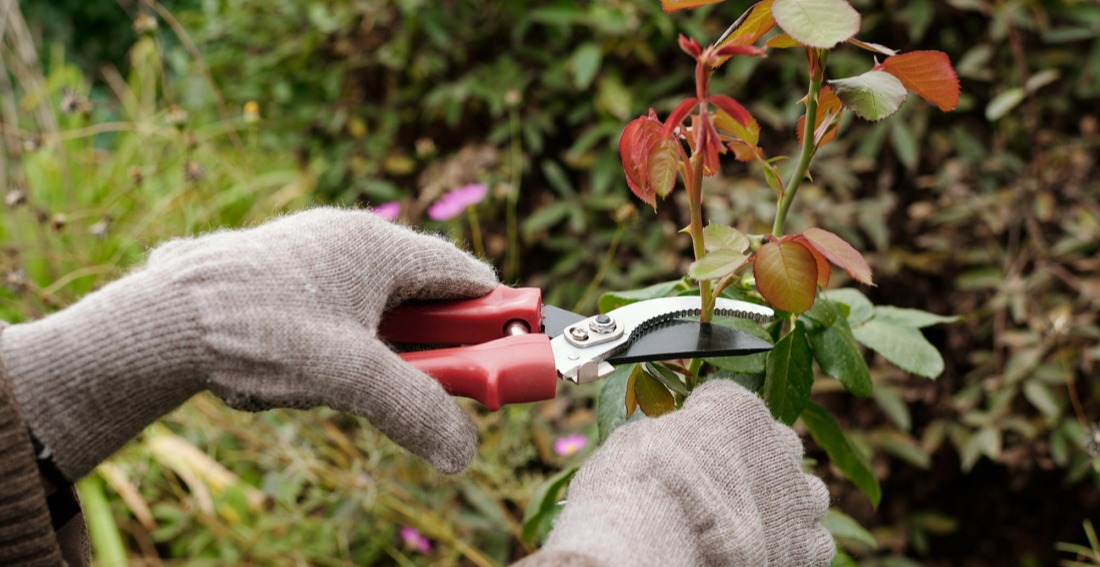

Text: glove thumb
xmin=388 ymin=231 xmax=499 ymax=307
xmin=276 ymin=327 xmax=478 ymax=474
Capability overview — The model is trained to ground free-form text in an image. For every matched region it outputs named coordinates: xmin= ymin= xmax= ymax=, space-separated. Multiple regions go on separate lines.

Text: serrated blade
xmin=550 ymin=296 xmax=773 ymax=383
xmin=609 ymin=319 xmax=772 ymax=364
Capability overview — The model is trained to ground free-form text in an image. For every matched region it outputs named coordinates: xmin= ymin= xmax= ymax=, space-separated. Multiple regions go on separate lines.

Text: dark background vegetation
xmin=3 ymin=0 xmax=1099 ymax=565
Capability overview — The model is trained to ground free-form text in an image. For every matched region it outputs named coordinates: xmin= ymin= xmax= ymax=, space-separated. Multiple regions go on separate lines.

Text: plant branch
xmin=465 ymin=206 xmax=485 ymax=258
xmin=772 ymin=50 xmax=828 ymax=237
xmin=686 ymin=152 xmax=710 ymax=386
xmin=686 ymin=153 xmax=712 ymax=322
xmin=505 ymin=104 xmax=522 ymax=281
xmin=573 ymin=220 xmax=628 ymax=313
xmin=143 ymin=0 xmax=245 ymax=154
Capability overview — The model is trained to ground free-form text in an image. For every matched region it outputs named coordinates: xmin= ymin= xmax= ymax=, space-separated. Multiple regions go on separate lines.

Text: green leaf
xmin=689 ymin=249 xmax=750 ymax=281
xmin=597 ymin=364 xmax=638 ymax=444
xmin=763 ymin=322 xmax=814 ymax=424
xmin=771 ymin=0 xmax=861 ymax=48
xmin=754 ymin=239 xmax=819 ymax=314
xmin=985 ymin=87 xmax=1025 ymax=121
xmin=828 ymin=71 xmax=908 ymax=122
xmin=822 ymin=288 xmax=873 ymax=325
xmin=569 ymin=43 xmax=602 ymax=90
xmin=876 ymin=430 xmax=931 ymax=469
xmin=761 ymin=159 xmax=784 ymax=194
xmin=890 ymin=120 xmax=919 ymax=171
xmin=872 ymin=386 xmax=911 ymax=431
xmin=806 ymin=305 xmax=872 ymax=397
xmin=598 ymin=279 xmax=684 ymax=313
xmin=831 ymin=547 xmax=859 ymax=567
xmin=635 ymin=369 xmax=675 ymax=416
xmin=541 ymin=159 xmax=576 ymax=197
xmin=959 ymin=426 xmax=1000 ymax=472
xmin=1023 ymin=380 xmax=1061 ymax=422
xmin=521 ymin=201 xmax=572 ymax=237
xmin=644 ymin=362 xmax=690 ymax=396
xmin=802 ymin=293 xmax=839 ymax=327
xmin=873 ymin=306 xmax=960 ymax=328
xmin=801 ymin=402 xmax=881 ymax=507
xmin=703 ymin=224 xmax=751 ymax=253
xmin=521 ymin=465 xmax=579 ymax=545
xmin=821 ymin=509 xmax=877 ymax=549
xmin=852 ymin=320 xmax=944 ymax=378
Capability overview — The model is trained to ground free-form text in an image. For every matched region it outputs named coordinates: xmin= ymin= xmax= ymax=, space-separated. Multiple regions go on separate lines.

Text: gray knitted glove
xmin=1 ymin=208 xmax=498 ymax=480
xmin=516 ymin=380 xmax=834 ymax=567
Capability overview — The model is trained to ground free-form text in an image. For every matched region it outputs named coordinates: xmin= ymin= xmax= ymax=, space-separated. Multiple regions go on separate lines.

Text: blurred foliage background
xmin=2 ymin=0 xmax=1099 ymax=565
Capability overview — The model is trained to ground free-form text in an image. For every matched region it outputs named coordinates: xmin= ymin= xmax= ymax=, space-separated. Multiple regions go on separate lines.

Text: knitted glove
xmin=516 ymin=380 xmax=834 ymax=567
xmin=1 ymin=208 xmax=498 ymax=480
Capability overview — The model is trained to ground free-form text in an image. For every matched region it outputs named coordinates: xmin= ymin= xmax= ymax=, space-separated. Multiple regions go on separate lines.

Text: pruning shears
xmin=379 ymin=285 xmax=775 ymax=410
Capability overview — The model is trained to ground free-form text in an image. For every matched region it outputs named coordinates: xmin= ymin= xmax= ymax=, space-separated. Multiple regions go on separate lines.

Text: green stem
xmin=573 ymin=221 xmax=627 ymax=313
xmin=686 ymin=154 xmax=710 ymax=384
xmin=77 ymin=472 xmax=128 ymax=567
xmin=686 ymin=155 xmax=712 ymax=323
xmin=466 ymin=205 xmax=485 ymax=258
xmin=505 ymin=106 xmax=522 ymax=281
xmin=772 ymin=51 xmax=828 ymax=237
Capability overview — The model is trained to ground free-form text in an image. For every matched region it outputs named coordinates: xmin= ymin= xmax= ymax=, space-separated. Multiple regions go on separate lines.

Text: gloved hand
xmin=517 ymin=380 xmax=834 ymax=567
xmin=1 ymin=208 xmax=498 ymax=480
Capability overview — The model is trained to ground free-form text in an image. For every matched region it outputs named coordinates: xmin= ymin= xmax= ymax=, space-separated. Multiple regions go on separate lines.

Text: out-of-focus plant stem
xmin=772 ymin=50 xmax=828 ymax=237
xmin=505 ymin=104 xmax=522 ymax=281
xmin=574 ymin=220 xmax=628 ymax=313
xmin=78 ymin=472 xmax=128 ymax=567
xmin=466 ymin=205 xmax=485 ymax=258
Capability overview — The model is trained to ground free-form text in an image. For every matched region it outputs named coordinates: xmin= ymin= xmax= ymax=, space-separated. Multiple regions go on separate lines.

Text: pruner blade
xmin=550 ymin=296 xmax=774 ymax=384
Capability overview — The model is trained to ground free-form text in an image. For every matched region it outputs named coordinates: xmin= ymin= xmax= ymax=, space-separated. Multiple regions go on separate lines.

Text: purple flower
xmin=370 ymin=201 xmax=401 ymax=221
xmin=399 ymin=526 xmax=432 ymax=554
xmin=427 ymin=183 xmax=488 ymax=221
xmin=553 ymin=433 xmax=588 ymax=457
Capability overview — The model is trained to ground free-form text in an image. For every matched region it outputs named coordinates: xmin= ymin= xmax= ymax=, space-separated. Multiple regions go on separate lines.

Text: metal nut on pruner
xmin=589 ymin=314 xmax=616 ymax=334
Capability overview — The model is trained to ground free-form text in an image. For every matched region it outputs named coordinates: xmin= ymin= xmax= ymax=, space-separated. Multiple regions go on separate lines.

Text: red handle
xmin=400 ymin=334 xmax=558 ymax=410
xmin=380 ymin=285 xmax=542 ymax=345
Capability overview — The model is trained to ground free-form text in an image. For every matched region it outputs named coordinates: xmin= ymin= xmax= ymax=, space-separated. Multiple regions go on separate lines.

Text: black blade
xmin=541 ymin=305 xmax=587 ymax=338
xmin=608 ymin=319 xmax=772 ymax=364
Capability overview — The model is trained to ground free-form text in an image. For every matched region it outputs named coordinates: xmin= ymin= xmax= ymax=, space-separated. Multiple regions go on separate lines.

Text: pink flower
xmin=427 ymin=183 xmax=488 ymax=221
xmin=370 ymin=201 xmax=401 ymax=221
xmin=554 ymin=433 xmax=588 ymax=457
xmin=399 ymin=526 xmax=432 ymax=554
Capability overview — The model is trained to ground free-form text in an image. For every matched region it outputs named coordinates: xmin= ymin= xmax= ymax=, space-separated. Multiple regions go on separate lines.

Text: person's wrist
xmin=540 ymin=422 xmax=706 ymax=567
xmin=543 ymin=485 xmax=694 ymax=566
xmin=1 ymin=268 xmax=208 ymax=480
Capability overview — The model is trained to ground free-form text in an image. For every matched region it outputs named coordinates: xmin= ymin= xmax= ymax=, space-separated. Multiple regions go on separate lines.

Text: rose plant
xmin=525 ymin=0 xmax=963 ymax=556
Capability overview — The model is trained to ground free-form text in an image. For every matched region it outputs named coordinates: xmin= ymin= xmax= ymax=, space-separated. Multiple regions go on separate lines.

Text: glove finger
xmin=795 ymin=475 xmax=837 ymax=567
xmin=387 ymin=230 xmax=499 ymax=306
xmin=296 ymin=329 xmax=478 ymax=474
xmin=806 ymin=473 xmax=831 ymax=521
xmin=683 ymin=379 xmax=764 ymax=414
xmin=145 ymin=236 xmax=204 ymax=267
